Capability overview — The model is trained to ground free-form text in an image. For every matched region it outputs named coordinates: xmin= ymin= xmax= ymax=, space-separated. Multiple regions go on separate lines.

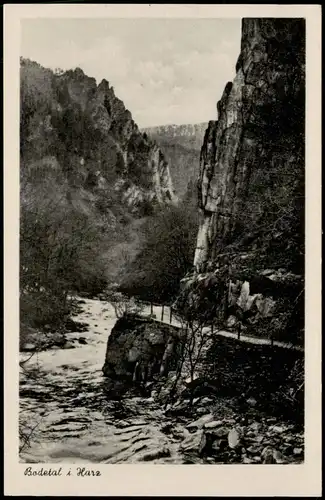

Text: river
xmin=19 ymin=298 xmax=193 ymax=464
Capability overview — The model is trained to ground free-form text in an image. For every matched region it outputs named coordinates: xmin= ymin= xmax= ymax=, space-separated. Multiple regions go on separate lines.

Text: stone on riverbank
xmin=102 ymin=315 xmax=184 ymax=386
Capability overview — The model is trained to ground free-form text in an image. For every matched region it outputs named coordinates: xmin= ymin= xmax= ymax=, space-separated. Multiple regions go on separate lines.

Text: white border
xmin=4 ymin=4 xmax=322 ymax=496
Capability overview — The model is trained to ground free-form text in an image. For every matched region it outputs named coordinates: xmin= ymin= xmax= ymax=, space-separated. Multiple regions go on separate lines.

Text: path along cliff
xmin=20 ymin=298 xmax=304 ymax=465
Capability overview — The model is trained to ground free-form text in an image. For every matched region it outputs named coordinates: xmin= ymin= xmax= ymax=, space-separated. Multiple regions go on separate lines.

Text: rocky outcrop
xmin=185 ymin=19 xmax=305 ymax=341
xmin=102 ymin=315 xmax=184 ymax=383
xmin=194 ymin=19 xmax=305 ymax=271
xmin=176 ymin=263 xmax=304 ymax=345
xmin=20 ymin=58 xmax=176 ymax=218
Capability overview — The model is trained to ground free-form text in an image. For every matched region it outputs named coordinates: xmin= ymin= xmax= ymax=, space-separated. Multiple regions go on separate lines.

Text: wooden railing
xmin=141 ymin=301 xmax=303 ymax=352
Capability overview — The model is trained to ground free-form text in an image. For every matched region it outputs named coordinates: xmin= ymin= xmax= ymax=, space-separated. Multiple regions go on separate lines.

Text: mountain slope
xmin=142 ymin=123 xmax=207 ymax=150
xmin=20 ymin=58 xmax=176 ymax=221
xmin=142 ymin=123 xmax=207 ymax=198
xmin=19 ymin=58 xmax=177 ymax=331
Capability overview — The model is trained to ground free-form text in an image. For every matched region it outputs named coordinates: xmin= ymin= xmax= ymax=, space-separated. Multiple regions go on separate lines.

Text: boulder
xmin=228 ymin=428 xmax=242 ymax=449
xmin=204 ymin=420 xmax=223 ymax=429
xmin=261 ymin=446 xmax=276 ymax=464
xmin=247 ymin=445 xmax=262 ymax=455
xmin=249 ymin=422 xmax=262 ymax=432
xmin=180 ymin=429 xmax=206 ymax=455
xmin=186 ymin=413 xmax=214 ymax=430
xmin=62 ymin=342 xmax=76 ymax=349
xmin=102 ymin=316 xmax=184 ymax=386
xmin=246 ymin=397 xmax=257 ymax=407
xmin=273 ymin=449 xmax=287 ymax=464
xmin=139 ymin=446 xmax=171 ymax=462
xmin=270 ymin=425 xmax=286 ymax=434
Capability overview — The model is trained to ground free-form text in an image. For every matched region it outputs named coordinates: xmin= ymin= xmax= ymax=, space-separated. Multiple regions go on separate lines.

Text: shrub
xmin=102 ymin=284 xmax=145 ymax=318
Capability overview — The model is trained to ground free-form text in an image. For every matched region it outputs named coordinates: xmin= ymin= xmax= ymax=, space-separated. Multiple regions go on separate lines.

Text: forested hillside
xmin=20 ymin=58 xmax=177 ymax=335
xmin=142 ymin=123 xmax=207 ymax=198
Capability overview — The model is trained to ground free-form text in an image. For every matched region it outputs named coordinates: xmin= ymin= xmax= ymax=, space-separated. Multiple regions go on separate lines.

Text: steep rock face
xmin=142 ymin=123 xmax=207 ymax=198
xmin=20 ymin=59 xmax=176 ymax=218
xmin=194 ymin=19 xmax=305 ymax=271
xmin=178 ymin=19 xmax=305 ymax=344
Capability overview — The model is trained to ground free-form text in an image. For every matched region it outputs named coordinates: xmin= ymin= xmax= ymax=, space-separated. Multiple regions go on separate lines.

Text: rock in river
xmin=102 ymin=315 xmax=184 ymax=388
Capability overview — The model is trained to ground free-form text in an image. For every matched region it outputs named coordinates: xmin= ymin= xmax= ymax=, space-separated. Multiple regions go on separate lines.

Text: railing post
xmin=238 ymin=322 xmax=241 ymax=340
xmin=161 ymin=304 xmax=164 ymax=322
xmin=150 ymin=302 xmax=153 ymax=316
xmin=271 ymin=336 xmax=274 ymax=347
xmin=169 ymin=307 xmax=172 ymax=324
xmin=211 ymin=323 xmax=214 ymax=335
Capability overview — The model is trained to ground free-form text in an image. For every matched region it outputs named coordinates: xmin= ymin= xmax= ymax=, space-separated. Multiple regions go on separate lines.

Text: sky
xmin=21 ymin=18 xmax=242 ymax=128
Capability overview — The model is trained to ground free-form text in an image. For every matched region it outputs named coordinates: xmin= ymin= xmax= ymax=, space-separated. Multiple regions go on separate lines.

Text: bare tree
xmin=165 ymin=277 xmax=226 ymax=407
xmin=19 ymin=413 xmax=43 ymax=454
xmin=102 ymin=283 xmax=145 ymax=319
xmin=20 ymin=166 xmax=109 ymax=338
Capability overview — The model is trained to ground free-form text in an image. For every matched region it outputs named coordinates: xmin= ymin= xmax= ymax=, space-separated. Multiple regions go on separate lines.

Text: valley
xmin=19 ymin=17 xmax=306 ymax=466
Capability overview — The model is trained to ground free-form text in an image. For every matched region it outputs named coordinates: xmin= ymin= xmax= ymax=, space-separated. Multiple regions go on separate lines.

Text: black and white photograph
xmin=3 ymin=3 xmax=322 ymax=497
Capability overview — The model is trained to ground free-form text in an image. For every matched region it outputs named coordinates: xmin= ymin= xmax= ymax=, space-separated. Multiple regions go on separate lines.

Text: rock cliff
xmin=20 ymin=58 xmax=176 ymax=219
xmin=182 ymin=19 xmax=305 ymax=344
xmin=20 ymin=58 xmax=178 ymax=328
xmin=194 ymin=18 xmax=305 ymax=273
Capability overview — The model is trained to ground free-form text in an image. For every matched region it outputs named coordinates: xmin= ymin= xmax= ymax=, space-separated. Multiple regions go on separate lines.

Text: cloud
xmin=21 ymin=18 xmax=241 ymax=127
xmin=135 ymin=60 xmax=176 ymax=87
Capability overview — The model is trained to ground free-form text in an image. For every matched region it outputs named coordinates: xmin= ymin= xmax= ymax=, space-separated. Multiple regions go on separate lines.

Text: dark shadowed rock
xmin=186 ymin=414 xmax=214 ymax=430
xmin=228 ymin=428 xmax=242 ymax=449
xmin=102 ymin=315 xmax=184 ymax=390
xmin=194 ymin=19 xmax=305 ymax=273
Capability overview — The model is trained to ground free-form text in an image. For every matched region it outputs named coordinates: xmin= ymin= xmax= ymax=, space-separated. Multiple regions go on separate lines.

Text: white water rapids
xmin=19 ymin=298 xmax=189 ymax=464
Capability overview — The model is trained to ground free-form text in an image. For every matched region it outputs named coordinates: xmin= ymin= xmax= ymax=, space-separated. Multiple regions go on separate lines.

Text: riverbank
xmin=19 ymin=297 xmax=304 ymax=464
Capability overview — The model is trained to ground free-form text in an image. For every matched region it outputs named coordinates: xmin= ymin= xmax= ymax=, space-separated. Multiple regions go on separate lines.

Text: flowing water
xmin=19 ymin=298 xmax=191 ymax=464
